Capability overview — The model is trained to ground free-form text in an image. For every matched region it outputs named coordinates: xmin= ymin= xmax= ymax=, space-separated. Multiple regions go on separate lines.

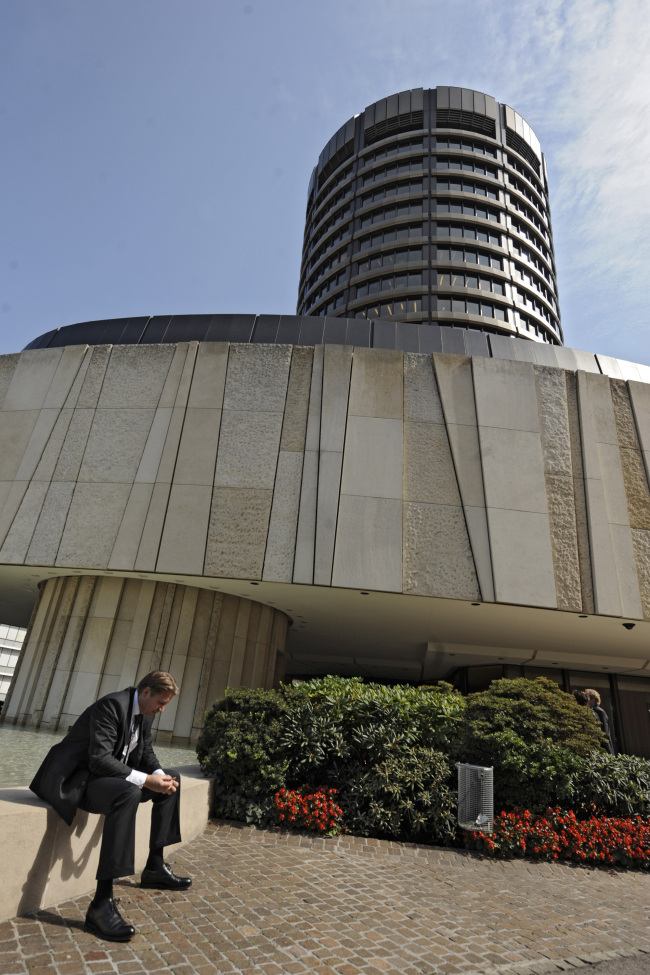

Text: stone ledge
xmin=0 ymin=764 xmax=210 ymax=922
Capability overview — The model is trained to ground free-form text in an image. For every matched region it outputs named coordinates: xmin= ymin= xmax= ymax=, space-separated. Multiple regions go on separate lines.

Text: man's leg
xmin=140 ymin=767 xmax=191 ymax=891
xmin=78 ymin=776 xmax=141 ymax=941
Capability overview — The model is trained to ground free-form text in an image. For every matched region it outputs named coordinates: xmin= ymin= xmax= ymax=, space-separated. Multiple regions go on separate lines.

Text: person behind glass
xmin=30 ymin=671 xmax=191 ymax=942
xmin=572 ymin=689 xmax=589 ymax=707
xmin=584 ymin=688 xmax=614 ymax=754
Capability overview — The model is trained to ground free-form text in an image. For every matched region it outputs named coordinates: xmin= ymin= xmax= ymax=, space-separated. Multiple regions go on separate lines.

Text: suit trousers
xmin=79 ymin=767 xmax=182 ymax=880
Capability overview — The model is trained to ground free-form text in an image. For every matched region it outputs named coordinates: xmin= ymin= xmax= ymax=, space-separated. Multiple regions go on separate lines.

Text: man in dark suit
xmin=30 ymin=671 xmax=192 ymax=942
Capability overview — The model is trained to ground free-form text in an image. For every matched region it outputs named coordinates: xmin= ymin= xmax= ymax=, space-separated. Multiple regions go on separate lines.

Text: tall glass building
xmin=298 ymin=87 xmax=562 ymax=346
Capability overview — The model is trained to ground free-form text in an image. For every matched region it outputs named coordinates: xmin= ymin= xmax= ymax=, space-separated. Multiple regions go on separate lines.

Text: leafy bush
xmin=196 ymin=676 xmax=463 ymax=841
xmin=196 ymin=685 xmax=305 ymax=825
xmin=570 ymin=752 xmax=650 ymax=817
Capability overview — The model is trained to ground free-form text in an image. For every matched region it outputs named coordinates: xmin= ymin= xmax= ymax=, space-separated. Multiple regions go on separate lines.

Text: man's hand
xmin=145 ymin=773 xmax=178 ymax=795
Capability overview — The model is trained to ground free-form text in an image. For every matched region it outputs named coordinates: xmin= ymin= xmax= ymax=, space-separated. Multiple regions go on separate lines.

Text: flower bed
xmin=463 ymin=808 xmax=650 ymax=869
xmin=274 ymin=787 xmax=344 ymax=835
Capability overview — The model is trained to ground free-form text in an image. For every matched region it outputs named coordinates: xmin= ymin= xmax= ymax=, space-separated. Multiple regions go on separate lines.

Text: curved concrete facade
xmin=298 ymin=87 xmax=561 ymax=345
xmin=2 ymin=338 xmax=650 ymax=736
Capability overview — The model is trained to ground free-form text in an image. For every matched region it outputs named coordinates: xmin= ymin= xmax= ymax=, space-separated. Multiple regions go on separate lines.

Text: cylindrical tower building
xmin=297 ymin=87 xmax=562 ymax=346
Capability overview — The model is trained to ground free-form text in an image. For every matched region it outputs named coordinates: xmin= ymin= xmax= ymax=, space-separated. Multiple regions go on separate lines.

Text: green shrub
xmin=570 ymin=752 xmax=650 ymax=817
xmin=339 ymin=746 xmax=456 ymax=842
xmin=451 ymin=678 xmax=605 ymax=813
xmin=196 ymin=685 xmax=306 ymax=825
xmin=196 ymin=676 xmax=463 ymax=841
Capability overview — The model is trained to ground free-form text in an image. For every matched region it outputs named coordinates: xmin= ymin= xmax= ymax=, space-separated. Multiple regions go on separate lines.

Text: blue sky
xmin=1 ymin=0 xmax=649 ymax=363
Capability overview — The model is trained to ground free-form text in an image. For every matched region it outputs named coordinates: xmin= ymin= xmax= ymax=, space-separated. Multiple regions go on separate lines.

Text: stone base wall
xmin=2 ymin=575 xmax=288 ymax=743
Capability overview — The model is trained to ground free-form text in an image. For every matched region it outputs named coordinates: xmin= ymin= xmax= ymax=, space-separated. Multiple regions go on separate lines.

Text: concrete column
xmin=1 ymin=575 xmax=289 ymax=744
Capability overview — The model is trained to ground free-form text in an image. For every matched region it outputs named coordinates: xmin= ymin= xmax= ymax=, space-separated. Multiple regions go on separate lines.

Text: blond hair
xmin=137 ymin=671 xmax=179 ymax=696
xmin=584 ymin=688 xmax=601 ymax=706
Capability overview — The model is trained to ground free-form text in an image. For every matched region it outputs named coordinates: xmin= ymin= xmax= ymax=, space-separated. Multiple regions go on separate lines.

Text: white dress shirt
xmin=123 ymin=690 xmax=164 ymax=789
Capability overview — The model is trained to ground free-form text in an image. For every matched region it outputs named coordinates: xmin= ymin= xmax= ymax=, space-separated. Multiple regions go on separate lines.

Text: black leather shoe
xmin=140 ymin=862 xmax=192 ymax=891
xmin=85 ymin=897 xmax=135 ymax=942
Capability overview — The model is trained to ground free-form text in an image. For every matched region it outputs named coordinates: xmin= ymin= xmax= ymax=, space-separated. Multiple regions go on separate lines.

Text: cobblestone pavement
xmin=1 ymin=820 xmax=649 ymax=975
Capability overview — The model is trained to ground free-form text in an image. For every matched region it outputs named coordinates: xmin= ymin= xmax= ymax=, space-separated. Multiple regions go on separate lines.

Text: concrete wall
xmin=1 ymin=342 xmax=650 ymax=617
xmin=3 ymin=576 xmax=288 ymax=741
xmin=0 ymin=764 xmax=210 ymax=922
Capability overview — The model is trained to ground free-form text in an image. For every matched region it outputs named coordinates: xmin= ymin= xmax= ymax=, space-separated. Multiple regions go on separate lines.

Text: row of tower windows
xmin=358 ymin=246 xmax=423 ymax=274
xmin=315 ymin=135 xmax=545 ymax=215
xmin=356 ymin=271 xmax=424 ymax=298
xmin=435 ymin=296 xmax=508 ymax=321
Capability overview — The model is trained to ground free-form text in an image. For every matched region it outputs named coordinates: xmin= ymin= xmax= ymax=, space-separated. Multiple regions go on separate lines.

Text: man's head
xmin=584 ymin=688 xmax=601 ymax=707
xmin=136 ymin=671 xmax=179 ymax=717
xmin=572 ymin=689 xmax=588 ymax=706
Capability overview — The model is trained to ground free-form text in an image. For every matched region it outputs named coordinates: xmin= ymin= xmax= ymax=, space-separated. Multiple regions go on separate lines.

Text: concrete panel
xmin=205 ymin=487 xmax=273 ymax=579
xmin=0 ymin=411 xmax=41 ymax=481
xmin=187 ymin=342 xmax=229 ymax=409
xmin=341 ymin=416 xmax=403 ymax=500
xmin=223 ymin=344 xmax=292 ymax=413
xmin=487 ymin=507 xmax=557 ymax=607
xmin=581 ymin=372 xmax=619 ymax=445
xmin=314 ymin=450 xmax=344 ymax=586
xmin=1 ymin=349 xmax=63 ymax=412
xmin=480 ymin=426 xmax=548 ymax=513
xmin=304 ymin=345 xmax=324 ymax=453
xmin=320 ymin=345 xmax=353 ymax=452
xmin=404 ymin=354 xmax=445 ymax=423
xmin=0 ymin=354 xmax=19 ymax=408
xmin=610 ymin=523 xmax=644 ymax=620
xmin=214 ymin=410 xmax=284 ymax=489
xmin=134 ymin=482 xmax=172 ymax=572
xmin=78 ymin=409 xmax=156 ymax=483
xmin=583 ymin=476 xmax=622 ymax=617
xmin=157 ymin=484 xmax=212 ymax=575
xmin=158 ymin=343 xmax=195 ymax=409
xmin=108 ymin=483 xmax=155 ymax=571
xmin=53 ymin=410 xmax=94 ymax=482
xmin=598 ymin=441 xmax=633 ymax=526
xmin=280 ymin=346 xmax=313 ymax=452
xmin=403 ymin=421 xmax=459 ymax=505
xmin=293 ymin=450 xmax=318 ymax=584
xmin=97 ymin=345 xmax=176 ymax=409
xmin=473 ymin=357 xmax=540 ymax=432
xmin=134 ymin=408 xmax=173 ymax=483
xmin=173 ymin=408 xmax=222 ymax=486
xmin=42 ymin=346 xmax=88 ymax=409
xmin=76 ymin=346 xmax=111 ymax=409
xmin=0 ymin=481 xmax=29 ymax=549
xmin=433 ymin=355 xmax=477 ymax=427
xmin=445 ymin=423 xmax=485 ymax=508
xmin=629 ymin=381 xmax=650 ymax=473
xmin=32 ymin=409 xmax=74 ymax=481
xmin=26 ymin=482 xmax=76 ymax=566
xmin=155 ymin=407 xmax=187 ymax=484
xmin=56 ymin=483 xmax=132 ymax=569
xmin=14 ymin=409 xmax=60 ymax=481
xmin=403 ymin=502 xmax=479 ymax=598
xmin=535 ymin=366 xmax=573 ymax=476
xmin=263 ymin=451 xmax=304 ymax=583
xmin=463 ymin=505 xmax=495 ymax=601
xmin=0 ymin=482 xmax=49 ymax=564
xmin=347 ymin=348 xmax=403 ymax=419
xmin=544 ymin=473 xmax=582 ymax=613
xmin=332 ymin=495 xmax=402 ymax=592
xmin=62 ymin=349 xmax=92 ymax=409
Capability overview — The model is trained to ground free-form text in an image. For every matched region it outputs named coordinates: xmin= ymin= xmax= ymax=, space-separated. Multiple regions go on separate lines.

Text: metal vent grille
xmin=457 ymin=762 xmax=494 ymax=832
xmin=505 ymin=128 xmax=541 ymax=174
xmin=318 ymin=141 xmax=354 ymax=187
xmin=436 ymin=109 xmax=496 ymax=138
xmin=364 ymin=110 xmax=425 ymax=146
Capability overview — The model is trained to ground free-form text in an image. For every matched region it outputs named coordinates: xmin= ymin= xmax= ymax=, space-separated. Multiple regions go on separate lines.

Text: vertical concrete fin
xmin=577 ymin=371 xmax=642 ymax=618
xmin=472 ymin=356 xmax=556 ymax=608
xmin=433 ymin=353 xmax=493 ymax=602
xmin=534 ymin=365 xmax=583 ymax=612
xmin=293 ymin=344 xmax=324 ymax=583
xmin=314 ymin=345 xmax=353 ymax=586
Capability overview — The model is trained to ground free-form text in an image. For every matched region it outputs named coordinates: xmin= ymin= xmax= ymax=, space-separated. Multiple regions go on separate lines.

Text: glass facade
xmin=297 ymin=87 xmax=563 ymax=346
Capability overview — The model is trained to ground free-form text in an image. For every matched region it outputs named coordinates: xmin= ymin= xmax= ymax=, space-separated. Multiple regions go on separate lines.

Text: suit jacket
xmin=30 ymin=687 xmax=162 ymax=825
